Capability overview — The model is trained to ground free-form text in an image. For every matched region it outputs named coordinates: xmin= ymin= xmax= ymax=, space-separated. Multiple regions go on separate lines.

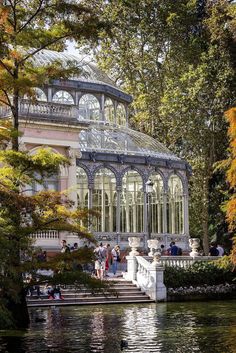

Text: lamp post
xmin=145 ymin=179 xmax=154 ymax=245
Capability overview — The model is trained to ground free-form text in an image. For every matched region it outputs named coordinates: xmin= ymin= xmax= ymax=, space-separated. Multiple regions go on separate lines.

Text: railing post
xmin=124 ymin=255 xmax=138 ymax=281
xmin=147 ymin=263 xmax=167 ymax=302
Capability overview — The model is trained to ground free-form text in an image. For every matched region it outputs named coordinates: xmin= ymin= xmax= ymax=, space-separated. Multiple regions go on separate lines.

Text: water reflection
xmin=0 ymin=301 xmax=235 ymax=353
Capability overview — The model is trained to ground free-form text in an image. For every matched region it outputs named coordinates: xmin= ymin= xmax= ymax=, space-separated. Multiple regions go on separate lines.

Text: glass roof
xmin=32 ymin=49 xmax=116 ymax=87
xmin=78 ymin=125 xmax=180 ymax=161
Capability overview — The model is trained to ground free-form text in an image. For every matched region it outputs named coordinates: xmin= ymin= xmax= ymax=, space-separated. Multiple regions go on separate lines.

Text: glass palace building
xmin=14 ymin=49 xmax=190 ymax=251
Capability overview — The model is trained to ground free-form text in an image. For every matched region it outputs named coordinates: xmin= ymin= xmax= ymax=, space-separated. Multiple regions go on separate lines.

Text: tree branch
xmin=0 ymin=60 xmax=14 ymax=76
xmin=8 ymin=0 xmax=17 ymax=32
xmin=2 ymin=89 xmax=13 ymax=108
xmin=16 ymin=0 xmax=45 ymax=34
xmin=0 ymin=97 xmax=11 ymax=107
xmin=18 ymin=33 xmax=72 ymax=65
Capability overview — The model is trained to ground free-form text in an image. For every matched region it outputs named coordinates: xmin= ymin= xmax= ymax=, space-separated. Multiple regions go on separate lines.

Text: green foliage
xmin=0 ymin=141 xmax=99 ymax=329
xmin=164 ymin=261 xmax=235 ymax=288
xmin=91 ymin=0 xmax=236 ymax=253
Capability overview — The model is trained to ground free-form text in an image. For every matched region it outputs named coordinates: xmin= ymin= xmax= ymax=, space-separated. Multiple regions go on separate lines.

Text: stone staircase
xmin=27 ymin=278 xmax=154 ymax=307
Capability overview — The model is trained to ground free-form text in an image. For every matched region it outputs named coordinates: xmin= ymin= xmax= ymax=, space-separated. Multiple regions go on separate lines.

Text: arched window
xmin=104 ymin=98 xmax=114 ymax=123
xmin=116 ymin=103 xmax=126 ymax=126
xmin=121 ymin=170 xmax=143 ymax=233
xmin=52 ymin=90 xmax=74 ymax=104
xmin=77 ymin=167 xmax=89 ymax=208
xmin=24 ymin=88 xmax=47 ymax=102
xmin=167 ymin=175 xmax=184 ymax=234
xmin=149 ymin=174 xmax=164 ymax=234
xmin=78 ymin=94 xmax=101 ymax=121
xmin=30 ymin=174 xmax=58 ymax=194
xmin=35 ymin=88 xmax=47 ymax=101
xmin=92 ymin=168 xmax=116 ymax=232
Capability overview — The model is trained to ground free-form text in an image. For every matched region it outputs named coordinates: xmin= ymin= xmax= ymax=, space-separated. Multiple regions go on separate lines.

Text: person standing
xmin=170 ymin=242 xmax=179 ymax=256
xmin=94 ymin=243 xmax=106 ymax=280
xmin=61 ymin=239 xmax=70 ymax=253
xmin=111 ymin=245 xmax=121 ymax=276
xmin=104 ymin=243 xmax=110 ymax=277
xmin=209 ymin=242 xmax=219 ymax=256
xmin=217 ymin=244 xmax=224 ymax=256
xmin=160 ymin=244 xmax=165 ymax=255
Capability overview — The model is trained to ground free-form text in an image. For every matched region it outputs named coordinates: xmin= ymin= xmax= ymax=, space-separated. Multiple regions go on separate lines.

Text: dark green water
xmin=0 ymin=301 xmax=236 ymax=353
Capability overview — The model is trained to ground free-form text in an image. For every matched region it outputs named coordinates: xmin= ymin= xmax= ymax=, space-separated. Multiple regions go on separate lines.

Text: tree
xmin=0 ymin=0 xmax=109 ymax=328
xmin=0 ymin=0 xmax=107 ymax=150
xmin=222 ymin=108 xmax=236 ymax=267
xmin=91 ymin=0 xmax=236 ymax=253
xmin=0 ymin=131 xmax=101 ymax=328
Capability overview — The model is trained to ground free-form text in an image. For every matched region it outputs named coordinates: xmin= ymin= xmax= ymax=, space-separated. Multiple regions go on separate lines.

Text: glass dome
xmin=79 ymin=125 xmax=179 ymax=160
xmin=32 ymin=49 xmax=116 ymax=87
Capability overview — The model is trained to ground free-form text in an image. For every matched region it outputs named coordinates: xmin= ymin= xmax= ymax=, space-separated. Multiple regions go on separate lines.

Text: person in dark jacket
xmin=170 ymin=241 xmax=179 ymax=256
xmin=209 ymin=242 xmax=219 ymax=256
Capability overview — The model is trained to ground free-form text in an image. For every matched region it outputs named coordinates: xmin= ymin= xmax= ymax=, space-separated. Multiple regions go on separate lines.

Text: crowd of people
xmin=93 ymin=243 xmax=125 ymax=279
xmin=26 ymin=238 xmax=226 ymax=300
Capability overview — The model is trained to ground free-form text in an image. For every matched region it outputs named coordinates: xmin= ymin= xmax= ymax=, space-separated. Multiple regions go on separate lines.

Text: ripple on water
xmin=0 ymin=301 xmax=235 ymax=353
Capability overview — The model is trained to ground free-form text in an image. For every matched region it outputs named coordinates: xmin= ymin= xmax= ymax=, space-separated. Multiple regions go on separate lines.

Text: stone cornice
xmin=19 ymin=119 xmax=88 ymax=132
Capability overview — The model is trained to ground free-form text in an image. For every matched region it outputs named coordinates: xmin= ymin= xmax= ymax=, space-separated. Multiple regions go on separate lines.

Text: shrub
xmin=164 ymin=261 xmax=235 ymax=288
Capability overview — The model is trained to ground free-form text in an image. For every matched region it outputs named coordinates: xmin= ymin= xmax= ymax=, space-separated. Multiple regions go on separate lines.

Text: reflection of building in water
xmin=42 ymin=307 xmax=68 ymax=350
xmin=13 ymin=48 xmax=190 ymax=253
xmin=123 ymin=306 xmax=162 ymax=353
xmin=90 ymin=310 xmax=105 ymax=352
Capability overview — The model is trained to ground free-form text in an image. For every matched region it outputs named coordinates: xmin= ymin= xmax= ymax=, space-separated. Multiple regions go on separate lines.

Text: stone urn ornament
xmin=189 ymin=238 xmax=200 ymax=257
xmin=128 ymin=237 xmax=140 ymax=256
xmin=147 ymin=239 xmax=160 ymax=257
xmin=152 ymin=249 xmax=162 ymax=265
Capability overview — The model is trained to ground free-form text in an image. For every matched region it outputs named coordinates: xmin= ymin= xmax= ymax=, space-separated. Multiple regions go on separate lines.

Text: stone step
xmin=62 ymin=287 xmax=140 ymax=294
xmin=27 ymin=295 xmax=153 ymax=307
xmin=26 ymin=278 xmax=154 ymax=307
xmin=27 ymin=290 xmax=146 ymax=300
xmin=28 ymin=294 xmax=150 ymax=303
xmin=27 ymin=298 xmax=154 ymax=307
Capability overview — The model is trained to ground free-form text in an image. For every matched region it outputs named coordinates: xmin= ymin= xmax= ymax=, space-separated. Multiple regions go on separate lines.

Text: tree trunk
xmin=6 ymin=65 xmax=29 ymax=328
xmin=12 ymin=86 xmax=19 ymax=151
xmin=202 ymin=176 xmax=210 ymax=255
xmin=6 ymin=287 xmax=29 ymax=329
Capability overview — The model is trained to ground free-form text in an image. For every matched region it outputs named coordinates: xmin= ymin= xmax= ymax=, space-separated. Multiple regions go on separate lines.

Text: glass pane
xmin=35 ymin=88 xmax=47 ymax=101
xmin=52 ymin=90 xmax=74 ymax=104
xmin=104 ymin=98 xmax=114 ymax=123
xmin=77 ymin=125 xmax=177 ymax=161
xmin=23 ymin=88 xmax=47 ymax=102
xmin=116 ymin=103 xmax=126 ymax=125
xmin=78 ymin=94 xmax=100 ymax=121
xmin=149 ymin=174 xmax=164 ymax=234
xmin=33 ymin=174 xmax=58 ymax=193
xmin=167 ymin=175 xmax=184 ymax=234
xmin=77 ymin=167 xmax=88 ymax=208
xmin=92 ymin=168 xmax=116 ymax=232
xmin=121 ymin=170 xmax=143 ymax=233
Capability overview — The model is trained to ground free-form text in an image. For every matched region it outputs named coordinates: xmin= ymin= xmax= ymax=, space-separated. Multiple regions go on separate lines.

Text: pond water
xmin=0 ymin=301 xmax=236 ymax=353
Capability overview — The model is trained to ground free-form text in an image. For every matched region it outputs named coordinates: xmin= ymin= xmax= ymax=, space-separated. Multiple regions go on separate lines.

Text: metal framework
xmin=15 ymin=48 xmax=190 ymax=250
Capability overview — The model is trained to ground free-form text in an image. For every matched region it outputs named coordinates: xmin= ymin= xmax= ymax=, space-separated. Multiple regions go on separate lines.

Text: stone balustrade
xmin=19 ymin=100 xmax=76 ymax=119
xmin=124 ymin=254 xmax=220 ymax=302
xmin=30 ymin=230 xmax=60 ymax=250
xmin=143 ymin=255 xmax=219 ymax=269
xmin=124 ymin=237 xmax=220 ymax=302
xmin=30 ymin=230 xmax=59 ymax=239
xmin=124 ymin=255 xmax=167 ymax=302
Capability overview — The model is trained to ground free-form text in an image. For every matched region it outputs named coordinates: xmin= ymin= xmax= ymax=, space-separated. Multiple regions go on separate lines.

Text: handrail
xmin=142 ymin=255 xmax=219 ymax=269
xmin=124 ymin=254 xmax=220 ymax=302
xmin=30 ymin=230 xmax=59 ymax=239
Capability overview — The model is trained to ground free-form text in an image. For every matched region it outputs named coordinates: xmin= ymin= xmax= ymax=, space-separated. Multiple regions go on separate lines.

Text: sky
xmin=65 ymin=40 xmax=81 ymax=56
